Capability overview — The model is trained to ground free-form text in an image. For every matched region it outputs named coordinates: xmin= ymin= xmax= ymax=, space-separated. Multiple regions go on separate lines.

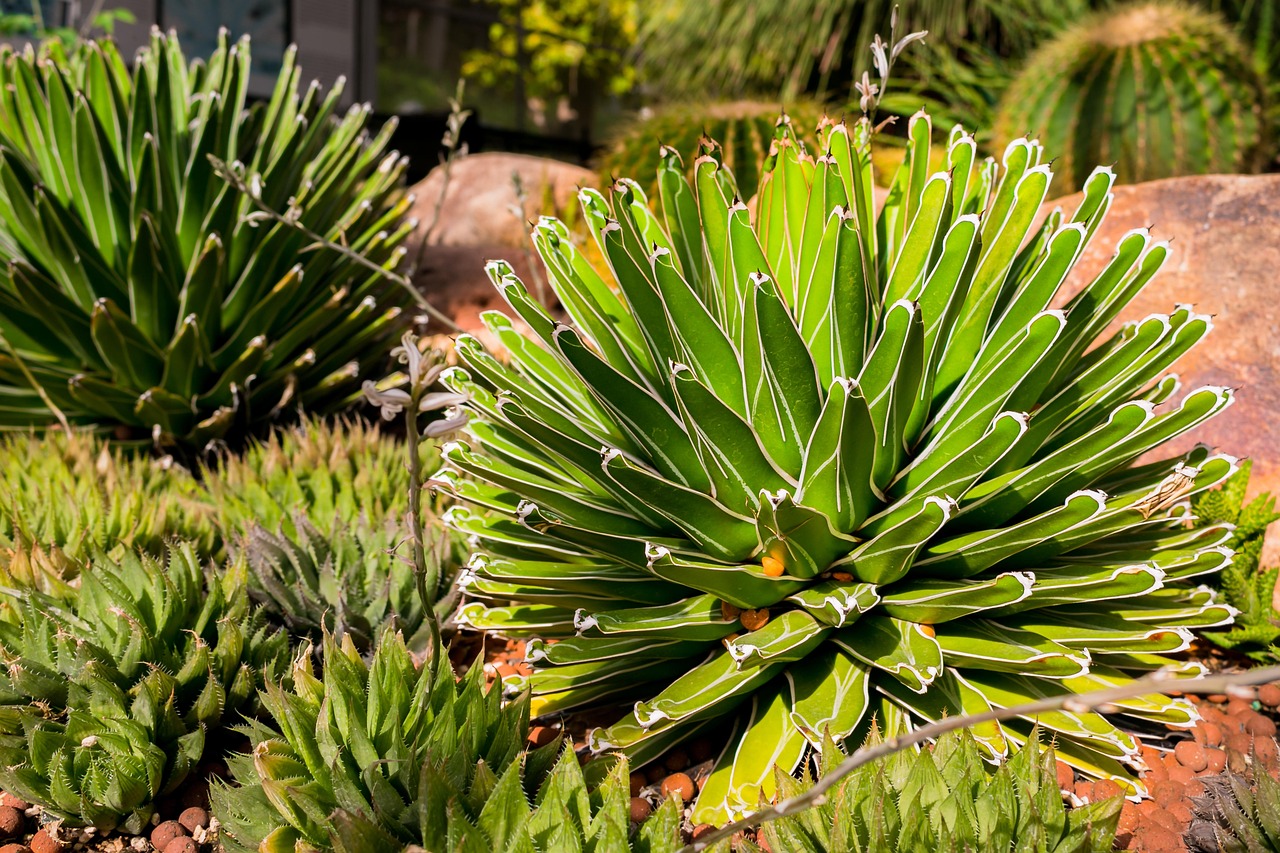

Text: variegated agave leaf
xmin=439 ymin=112 xmax=1240 ymax=823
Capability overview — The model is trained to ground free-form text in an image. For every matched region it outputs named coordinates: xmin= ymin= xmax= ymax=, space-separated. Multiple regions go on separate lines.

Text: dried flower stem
xmin=405 ymin=386 xmax=444 ymax=677
xmin=680 ymin=664 xmax=1280 ymax=852
xmin=419 ymin=80 xmax=472 ymax=252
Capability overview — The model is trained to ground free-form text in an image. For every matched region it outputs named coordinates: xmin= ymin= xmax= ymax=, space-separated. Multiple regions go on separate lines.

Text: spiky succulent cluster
xmin=0 ymin=430 xmax=212 ymax=593
xmin=238 ymin=516 xmax=439 ymax=652
xmin=206 ymin=418 xmax=464 ymax=642
xmin=995 ymin=1 xmax=1268 ymax=193
xmin=437 ymin=108 xmax=1241 ymax=823
xmin=203 ymin=418 xmax=423 ymax=541
xmin=1187 ymin=771 xmax=1280 ymax=852
xmin=0 ymin=543 xmax=288 ymax=830
xmin=599 ymin=101 xmax=823 ymax=200
xmin=750 ymin=723 xmax=1121 ymax=852
xmin=0 ymin=32 xmax=412 ymax=448
xmin=1193 ymin=460 xmax=1280 ymax=659
xmin=212 ymin=631 xmax=591 ymax=853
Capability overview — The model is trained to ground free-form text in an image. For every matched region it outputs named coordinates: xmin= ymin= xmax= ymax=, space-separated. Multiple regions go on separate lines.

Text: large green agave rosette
xmin=433 ymin=111 xmax=1241 ymax=824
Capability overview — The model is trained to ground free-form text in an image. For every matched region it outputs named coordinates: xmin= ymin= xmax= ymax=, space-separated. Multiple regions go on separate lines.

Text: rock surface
xmin=412 ymin=246 xmax=550 ymax=349
xmin=1046 ymin=174 xmax=1280 ymax=564
xmin=408 ymin=153 xmax=597 ymax=249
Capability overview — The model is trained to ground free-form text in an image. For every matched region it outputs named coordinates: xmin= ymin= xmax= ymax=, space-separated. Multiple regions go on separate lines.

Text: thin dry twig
xmin=419 ymin=80 xmax=472 ymax=250
xmin=680 ymin=664 xmax=1280 ymax=851
xmin=208 ymin=156 xmax=460 ymax=332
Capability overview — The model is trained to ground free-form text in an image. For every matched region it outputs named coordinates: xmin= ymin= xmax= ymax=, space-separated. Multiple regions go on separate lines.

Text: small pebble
xmin=1206 ymin=693 xmax=1229 ymax=704
xmin=1147 ymin=805 xmax=1182 ymax=833
xmin=646 ymin=765 xmax=667 ymax=784
xmin=1055 ymin=760 xmax=1074 ymax=791
xmin=1166 ymin=763 xmax=1195 ymax=786
xmin=1253 ymin=736 xmax=1280 ymax=765
xmin=1258 ymin=683 xmax=1280 ymax=708
xmin=1225 ymin=730 xmax=1254 ymax=755
xmin=1174 ymin=740 xmax=1208 ymax=772
xmin=0 ymin=795 xmax=27 ymax=812
xmin=1091 ymin=779 xmax=1123 ymax=801
xmin=629 ymin=796 xmax=651 ymax=823
xmin=0 ymin=845 xmax=27 ymax=853
xmin=1201 ymin=722 xmax=1223 ymax=747
xmin=663 ymin=749 xmax=688 ymax=772
xmin=660 ymin=772 xmax=695 ymax=802
xmin=740 ymin=608 xmax=770 ymax=631
xmin=178 ymin=807 xmax=209 ymax=834
xmin=1117 ymin=801 xmax=1140 ymax=834
xmin=1136 ymin=825 xmax=1182 ymax=850
xmin=1227 ymin=698 xmax=1255 ymax=718
xmin=1245 ymin=714 xmax=1277 ymax=737
xmin=150 ymin=820 xmax=187 ymax=851
xmin=163 ymin=839 xmax=198 ymax=853
xmin=0 ymin=807 xmax=21 ymax=839
xmin=1205 ymin=747 xmax=1227 ymax=773
xmin=527 ymin=725 xmax=557 ymax=748
xmin=691 ymin=824 xmax=715 ymax=839
xmin=28 ymin=829 xmax=63 ymax=853
xmin=1073 ymin=780 xmax=1092 ymax=802
xmin=629 ymin=771 xmax=646 ymax=797
xmin=1150 ymin=779 xmax=1184 ymax=808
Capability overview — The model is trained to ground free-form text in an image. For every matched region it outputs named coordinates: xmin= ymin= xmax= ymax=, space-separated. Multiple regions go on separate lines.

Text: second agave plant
xmin=0 ymin=32 xmax=412 ymax=448
xmin=436 ymin=110 xmax=1241 ymax=823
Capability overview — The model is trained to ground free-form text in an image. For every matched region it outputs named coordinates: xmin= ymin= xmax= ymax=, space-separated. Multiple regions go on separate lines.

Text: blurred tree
xmin=633 ymin=0 xmax=1089 ymax=103
xmin=461 ymin=0 xmax=637 ymax=135
xmin=0 ymin=0 xmax=132 ymax=41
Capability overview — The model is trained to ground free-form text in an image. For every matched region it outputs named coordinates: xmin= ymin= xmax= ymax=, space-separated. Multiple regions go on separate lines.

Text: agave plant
xmin=435 ymin=109 xmax=1242 ymax=823
xmin=0 ymin=543 xmax=288 ymax=830
xmin=0 ymin=32 xmax=412 ymax=448
xmin=212 ymin=630 xmax=603 ymax=853
xmin=749 ymin=722 xmax=1121 ymax=852
xmin=0 ymin=430 xmax=213 ymax=594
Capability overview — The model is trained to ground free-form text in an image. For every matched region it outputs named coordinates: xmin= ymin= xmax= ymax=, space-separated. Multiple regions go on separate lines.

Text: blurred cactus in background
xmin=995 ymin=1 xmax=1269 ymax=193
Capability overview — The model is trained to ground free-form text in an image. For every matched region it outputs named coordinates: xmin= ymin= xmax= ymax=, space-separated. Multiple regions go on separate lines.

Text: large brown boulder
xmin=1046 ymin=174 xmax=1280 ymax=563
xmin=413 ymin=245 xmax=542 ymax=350
xmin=408 ymin=153 xmax=597 ymax=249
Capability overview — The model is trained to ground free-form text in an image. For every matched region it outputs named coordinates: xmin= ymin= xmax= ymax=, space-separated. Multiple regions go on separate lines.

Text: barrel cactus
xmin=437 ymin=111 xmax=1239 ymax=824
xmin=0 ymin=32 xmax=412 ymax=449
xmin=994 ymin=1 xmax=1268 ymax=193
xmin=598 ymin=100 xmax=824 ymax=199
